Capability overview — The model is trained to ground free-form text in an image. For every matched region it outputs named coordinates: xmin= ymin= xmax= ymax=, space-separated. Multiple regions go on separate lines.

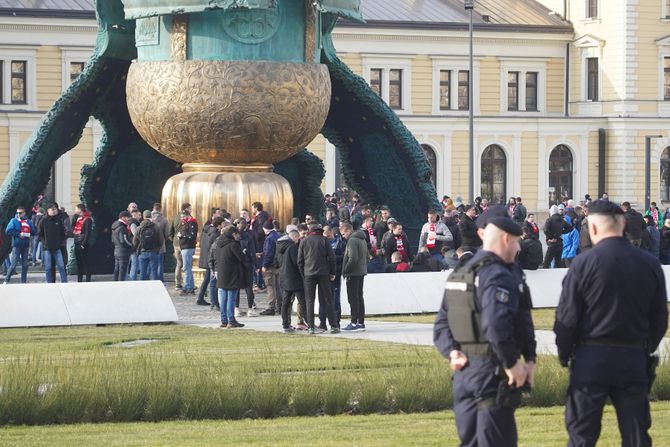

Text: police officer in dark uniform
xmin=434 ymin=205 xmax=537 ymax=447
xmin=554 ymin=200 xmax=668 ymax=447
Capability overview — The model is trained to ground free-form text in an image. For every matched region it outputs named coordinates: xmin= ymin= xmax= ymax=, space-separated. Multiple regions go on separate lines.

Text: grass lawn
xmin=3 ymin=402 xmax=670 ymax=446
xmin=369 ymin=308 xmax=558 ymax=329
xmin=370 ymin=306 xmax=670 ymax=334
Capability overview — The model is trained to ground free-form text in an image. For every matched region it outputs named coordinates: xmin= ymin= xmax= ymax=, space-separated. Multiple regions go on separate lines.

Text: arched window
xmin=481 ymin=145 xmax=506 ymax=204
xmin=421 ymin=144 xmax=437 ymax=189
xmin=548 ymin=145 xmax=573 ymax=206
xmin=661 ymin=147 xmax=670 ymax=202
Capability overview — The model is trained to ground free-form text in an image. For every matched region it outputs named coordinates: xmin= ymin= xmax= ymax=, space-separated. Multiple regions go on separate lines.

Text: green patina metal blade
xmin=316 ymin=0 xmax=364 ymax=23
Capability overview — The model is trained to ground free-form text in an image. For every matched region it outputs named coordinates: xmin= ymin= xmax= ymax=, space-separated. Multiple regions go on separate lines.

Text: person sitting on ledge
xmin=385 ymin=251 xmax=410 ymax=273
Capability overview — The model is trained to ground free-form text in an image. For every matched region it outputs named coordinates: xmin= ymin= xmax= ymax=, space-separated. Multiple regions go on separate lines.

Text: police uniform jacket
xmin=554 ymin=236 xmax=668 ymax=366
xmin=434 ymin=250 xmax=537 ymax=369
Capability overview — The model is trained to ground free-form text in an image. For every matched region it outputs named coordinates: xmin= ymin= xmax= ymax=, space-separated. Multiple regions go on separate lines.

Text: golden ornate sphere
xmin=126 ymin=60 xmax=331 ymax=165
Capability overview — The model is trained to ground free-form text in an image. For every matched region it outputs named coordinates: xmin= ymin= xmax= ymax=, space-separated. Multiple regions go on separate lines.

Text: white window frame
xmin=574 ymin=35 xmax=603 ymax=115
xmin=657 ymin=37 xmax=670 ymax=115
xmin=498 ymin=59 xmax=547 ymax=116
xmin=662 ymin=0 xmax=670 ymax=20
xmin=431 ymin=56 xmax=481 ymax=116
xmin=61 ymin=47 xmax=93 ymax=91
xmin=361 ymin=55 xmax=412 ymax=114
xmin=0 ymin=47 xmax=37 ymax=110
xmin=585 ymin=0 xmax=599 ymax=20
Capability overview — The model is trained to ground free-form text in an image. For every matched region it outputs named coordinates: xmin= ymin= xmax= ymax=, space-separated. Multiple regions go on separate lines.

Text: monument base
xmin=162 ymin=163 xmax=294 ymax=231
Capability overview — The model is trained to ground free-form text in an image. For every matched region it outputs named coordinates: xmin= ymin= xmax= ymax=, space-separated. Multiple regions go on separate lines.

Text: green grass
xmin=370 ymin=306 xmax=670 ymax=334
xmin=1 ymin=324 xmax=669 ymax=426
xmin=370 ymin=309 xmax=556 ymax=328
xmin=3 ymin=402 xmax=670 ymax=446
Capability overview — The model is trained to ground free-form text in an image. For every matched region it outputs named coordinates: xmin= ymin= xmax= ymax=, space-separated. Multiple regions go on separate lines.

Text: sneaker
xmin=179 ymin=290 xmax=190 ymax=296
xmin=259 ymin=308 xmax=275 ymax=316
xmin=246 ymin=309 xmax=259 ymax=317
xmin=318 ymin=323 xmax=328 ymax=331
xmin=295 ymin=323 xmax=308 ymax=331
xmin=196 ymin=300 xmax=210 ymax=306
xmin=219 ymin=322 xmax=228 ymax=328
xmin=330 ymin=327 xmax=341 ymax=334
xmin=342 ymin=323 xmax=357 ymax=331
xmin=283 ymin=326 xmax=296 ymax=333
xmin=175 ymin=285 xmax=183 ymax=291
xmin=227 ymin=321 xmax=245 ymax=328
xmin=355 ymin=324 xmax=366 ymax=332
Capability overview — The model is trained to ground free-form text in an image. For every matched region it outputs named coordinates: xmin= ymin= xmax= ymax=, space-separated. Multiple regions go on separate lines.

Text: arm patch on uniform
xmin=495 ymin=288 xmax=510 ymax=304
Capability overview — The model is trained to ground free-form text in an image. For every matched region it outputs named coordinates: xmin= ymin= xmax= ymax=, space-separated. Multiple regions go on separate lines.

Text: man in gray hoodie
xmin=341 ymin=223 xmax=368 ymax=332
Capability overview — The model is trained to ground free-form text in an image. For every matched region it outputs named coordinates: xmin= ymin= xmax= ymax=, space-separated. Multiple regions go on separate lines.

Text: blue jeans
xmin=181 ymin=248 xmax=195 ymax=291
xmin=218 ymin=288 xmax=238 ymax=324
xmin=43 ymin=249 xmax=67 ymax=283
xmin=197 ymin=267 xmax=214 ymax=302
xmin=139 ymin=251 xmax=160 ymax=280
xmin=129 ymin=252 xmax=139 ymax=280
xmin=30 ymin=236 xmax=41 ymax=263
xmin=6 ymin=245 xmax=29 ymax=283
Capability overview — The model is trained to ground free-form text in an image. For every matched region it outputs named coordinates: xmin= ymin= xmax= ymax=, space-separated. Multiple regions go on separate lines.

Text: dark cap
xmin=118 ymin=211 xmax=131 ymax=219
xmin=588 ymin=199 xmax=624 ymax=216
xmin=142 ymin=210 xmax=152 ymax=219
xmin=476 ymin=205 xmax=523 ymax=236
xmin=262 ymin=220 xmax=274 ymax=230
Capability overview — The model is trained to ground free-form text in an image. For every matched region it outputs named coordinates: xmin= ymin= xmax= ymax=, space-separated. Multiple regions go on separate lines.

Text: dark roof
xmin=347 ymin=0 xmax=572 ymax=33
xmin=0 ymin=0 xmax=572 ymax=32
xmin=0 ymin=0 xmax=96 ymax=19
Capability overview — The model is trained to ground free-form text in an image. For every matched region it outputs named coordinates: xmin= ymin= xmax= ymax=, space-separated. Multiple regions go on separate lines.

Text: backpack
xmin=140 ymin=222 xmax=160 ymax=250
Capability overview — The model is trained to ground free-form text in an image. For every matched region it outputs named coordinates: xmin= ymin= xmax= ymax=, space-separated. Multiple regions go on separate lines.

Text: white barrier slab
xmin=0 ymin=281 xmax=178 ymax=328
xmin=336 ymin=266 xmax=670 ymax=316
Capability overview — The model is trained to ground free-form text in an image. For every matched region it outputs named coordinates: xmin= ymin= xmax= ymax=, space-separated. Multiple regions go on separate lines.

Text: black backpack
xmin=140 ymin=222 xmax=160 ymax=250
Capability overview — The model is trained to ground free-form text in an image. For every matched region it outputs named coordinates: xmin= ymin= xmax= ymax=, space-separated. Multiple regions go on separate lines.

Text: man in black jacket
xmin=622 ymin=201 xmax=645 ymax=247
xmin=277 ymin=230 xmax=307 ymax=332
xmin=298 ymin=223 xmax=338 ymax=334
xmin=518 ymin=227 xmax=542 ymax=270
xmin=111 ymin=211 xmax=133 ymax=281
xmin=458 ymin=205 xmax=482 ymax=253
xmin=196 ymin=215 xmax=223 ymax=306
xmin=236 ymin=218 xmax=258 ymax=316
xmin=72 ymin=203 xmax=93 ymax=282
xmin=543 ymin=206 xmax=571 ymax=268
xmin=39 ymin=204 xmax=68 ymax=283
xmin=210 ymin=226 xmax=249 ymax=328
xmin=554 ymin=200 xmax=668 ymax=446
xmin=133 ymin=210 xmax=165 ymax=281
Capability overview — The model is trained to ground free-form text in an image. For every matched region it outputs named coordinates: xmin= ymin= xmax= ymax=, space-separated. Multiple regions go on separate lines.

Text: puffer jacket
xmin=212 ymin=234 xmax=249 ymax=290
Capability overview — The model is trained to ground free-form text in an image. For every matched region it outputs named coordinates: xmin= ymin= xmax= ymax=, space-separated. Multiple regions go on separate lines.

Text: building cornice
xmin=337 ymin=20 xmax=574 ymax=35
xmin=0 ymin=9 xmax=95 ymax=20
xmin=0 ymin=22 xmax=97 ymax=33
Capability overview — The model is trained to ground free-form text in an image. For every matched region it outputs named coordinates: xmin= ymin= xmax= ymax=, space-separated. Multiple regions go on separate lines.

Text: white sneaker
xmin=246 ymin=309 xmax=259 ymax=317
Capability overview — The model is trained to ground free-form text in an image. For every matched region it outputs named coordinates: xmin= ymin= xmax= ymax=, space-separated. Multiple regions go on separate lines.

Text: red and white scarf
xmin=19 ymin=219 xmax=31 ymax=237
xmin=426 ymin=223 xmax=437 ymax=249
xmin=395 ymin=235 xmax=407 ymax=261
xmin=73 ymin=212 xmax=91 ymax=236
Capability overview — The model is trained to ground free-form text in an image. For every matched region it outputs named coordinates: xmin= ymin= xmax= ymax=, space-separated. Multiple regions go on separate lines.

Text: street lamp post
xmin=645 ymin=135 xmax=663 ymax=211
xmin=464 ymin=0 xmax=475 ymax=204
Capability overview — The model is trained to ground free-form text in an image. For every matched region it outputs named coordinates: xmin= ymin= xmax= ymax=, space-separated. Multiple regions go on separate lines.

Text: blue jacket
xmin=5 ymin=215 xmax=35 ymax=248
xmin=262 ymin=230 xmax=280 ymax=269
xmin=561 ymin=216 xmax=579 ymax=260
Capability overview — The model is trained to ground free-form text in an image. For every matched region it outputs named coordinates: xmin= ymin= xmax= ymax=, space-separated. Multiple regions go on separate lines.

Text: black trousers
xmin=281 ymin=288 xmax=306 ymax=329
xmin=542 ymin=243 xmax=562 ymax=268
xmin=113 ymin=256 xmax=129 ymax=281
xmin=304 ymin=274 xmax=336 ymax=329
xmin=346 ymin=275 xmax=365 ymax=324
xmin=566 ymin=345 xmax=651 ymax=447
xmin=236 ymin=269 xmax=255 ymax=308
xmin=75 ymin=243 xmax=91 ymax=282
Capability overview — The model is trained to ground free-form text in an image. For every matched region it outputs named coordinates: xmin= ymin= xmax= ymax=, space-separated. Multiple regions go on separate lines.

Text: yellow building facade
xmin=1 ymin=1 xmax=670 ymax=214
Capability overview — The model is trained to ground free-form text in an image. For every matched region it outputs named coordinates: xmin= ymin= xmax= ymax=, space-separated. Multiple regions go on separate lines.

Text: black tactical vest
xmin=445 ymin=256 xmax=497 ymax=355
